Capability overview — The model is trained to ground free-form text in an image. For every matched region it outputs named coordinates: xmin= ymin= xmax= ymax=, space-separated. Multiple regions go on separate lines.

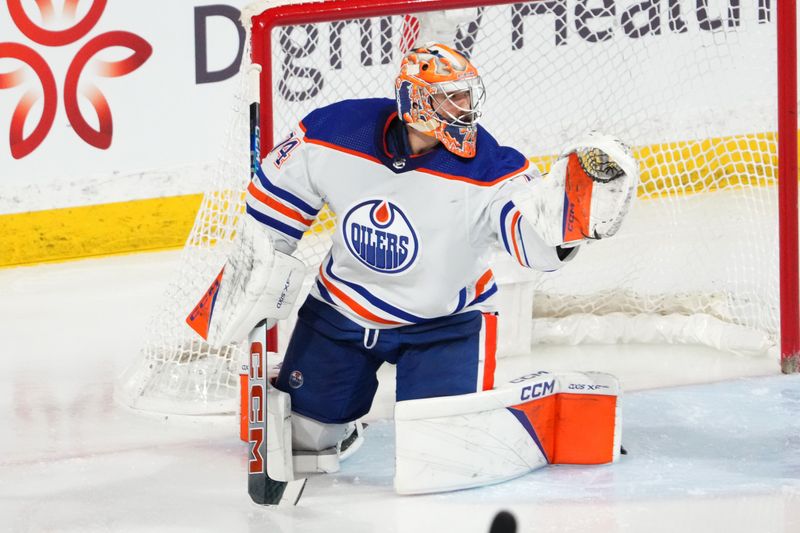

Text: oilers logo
xmin=342 ymin=200 xmax=419 ymax=274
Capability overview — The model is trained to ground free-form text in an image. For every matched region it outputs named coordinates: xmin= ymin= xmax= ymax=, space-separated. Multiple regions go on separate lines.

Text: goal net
xmin=116 ymin=0 xmax=783 ymax=414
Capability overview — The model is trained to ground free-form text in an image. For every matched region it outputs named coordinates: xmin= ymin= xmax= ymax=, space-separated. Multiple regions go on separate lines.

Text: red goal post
xmin=777 ymin=0 xmax=799 ymax=372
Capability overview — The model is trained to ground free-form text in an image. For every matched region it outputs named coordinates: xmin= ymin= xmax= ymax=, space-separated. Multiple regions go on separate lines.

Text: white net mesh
xmin=114 ymin=62 xmax=252 ymax=414
xmin=117 ymin=0 xmax=782 ymax=414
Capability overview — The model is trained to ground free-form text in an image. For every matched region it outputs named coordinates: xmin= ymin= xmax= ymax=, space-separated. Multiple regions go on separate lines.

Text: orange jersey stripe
xmin=474 ymin=269 xmax=494 ymax=299
xmin=509 ymin=211 xmax=525 ymax=266
xmin=482 ymin=313 xmax=497 ymax=391
xmin=301 ymin=119 xmax=530 ymax=188
xmin=318 ymin=267 xmax=402 ymax=326
xmin=247 ymin=182 xmax=314 ymax=226
xmin=416 ymin=160 xmax=530 ymax=187
xmin=303 ymin=137 xmax=383 ymax=165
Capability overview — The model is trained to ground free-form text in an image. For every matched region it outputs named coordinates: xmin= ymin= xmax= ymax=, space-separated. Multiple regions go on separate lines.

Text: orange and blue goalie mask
xmin=395 ymin=43 xmax=486 ymax=158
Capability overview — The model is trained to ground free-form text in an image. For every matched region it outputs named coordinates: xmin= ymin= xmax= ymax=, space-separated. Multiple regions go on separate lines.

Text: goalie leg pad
xmin=265 ymin=384 xmax=296 ymax=482
xmin=285 ymin=406 xmax=367 ymax=475
xmin=267 ymin=398 xmax=361 ymax=477
xmin=289 ymin=416 xmax=370 ymax=474
xmin=263 ymin=385 xmax=344 ymax=478
xmin=292 ymin=412 xmax=351 ymax=451
xmin=290 ymin=413 xmax=365 ymax=461
xmin=394 ymin=371 xmax=620 ymax=495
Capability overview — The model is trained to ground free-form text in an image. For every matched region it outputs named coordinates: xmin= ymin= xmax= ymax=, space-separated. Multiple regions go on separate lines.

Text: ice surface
xmin=0 ymin=252 xmax=797 ymax=533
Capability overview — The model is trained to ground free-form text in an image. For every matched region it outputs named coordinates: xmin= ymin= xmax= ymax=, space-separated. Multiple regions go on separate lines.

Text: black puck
xmin=489 ymin=510 xmax=517 ymax=533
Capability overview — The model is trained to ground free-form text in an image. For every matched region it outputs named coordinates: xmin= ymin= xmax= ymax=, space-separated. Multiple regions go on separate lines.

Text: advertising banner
xmin=0 ymin=0 xmax=251 ymax=214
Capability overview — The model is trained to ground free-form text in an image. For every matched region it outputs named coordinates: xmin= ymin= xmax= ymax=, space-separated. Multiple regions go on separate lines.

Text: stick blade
xmin=248 ymin=474 xmax=288 ymax=506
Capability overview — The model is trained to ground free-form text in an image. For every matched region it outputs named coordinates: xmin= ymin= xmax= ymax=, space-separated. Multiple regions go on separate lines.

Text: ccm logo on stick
xmin=248 ymin=341 xmax=265 ymax=474
xmin=520 ymin=380 xmax=555 ymax=401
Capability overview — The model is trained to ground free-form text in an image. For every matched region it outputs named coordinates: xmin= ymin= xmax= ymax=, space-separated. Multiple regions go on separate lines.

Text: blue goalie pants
xmin=274 ymin=296 xmax=498 ymax=424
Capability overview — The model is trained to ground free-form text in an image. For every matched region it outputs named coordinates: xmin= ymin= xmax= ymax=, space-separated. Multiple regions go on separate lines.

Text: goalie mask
xmin=395 ymin=43 xmax=486 ymax=158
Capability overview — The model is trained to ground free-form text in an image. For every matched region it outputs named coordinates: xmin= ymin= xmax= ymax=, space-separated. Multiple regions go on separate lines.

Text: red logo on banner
xmin=0 ymin=0 xmax=152 ymax=158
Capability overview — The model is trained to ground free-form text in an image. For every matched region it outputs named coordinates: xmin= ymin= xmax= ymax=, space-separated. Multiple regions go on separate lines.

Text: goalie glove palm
xmin=513 ymin=133 xmax=639 ymax=248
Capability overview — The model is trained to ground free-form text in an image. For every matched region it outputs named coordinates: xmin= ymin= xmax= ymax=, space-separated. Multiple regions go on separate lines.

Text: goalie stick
xmin=245 ymin=65 xmax=306 ymax=506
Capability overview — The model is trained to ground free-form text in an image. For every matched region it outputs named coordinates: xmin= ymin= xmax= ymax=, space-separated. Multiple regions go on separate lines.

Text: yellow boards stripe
xmin=529 ymin=131 xmax=781 ymax=198
xmin=0 ymin=194 xmax=203 ymax=268
xmin=0 ymin=131 xmax=790 ymax=269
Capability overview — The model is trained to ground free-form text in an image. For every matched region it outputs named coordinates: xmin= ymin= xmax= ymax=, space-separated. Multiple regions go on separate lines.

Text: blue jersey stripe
xmin=469 ymin=283 xmax=497 ymax=306
xmin=246 ymin=205 xmax=304 ymax=240
xmin=499 ymin=201 xmax=514 ymax=254
xmin=254 ymin=161 xmax=319 ymax=217
xmin=516 ymin=216 xmax=531 ymax=267
xmin=324 ymin=258 xmax=425 ymax=323
xmin=452 ymin=287 xmax=468 ymax=314
xmin=315 ymin=280 xmax=336 ymax=305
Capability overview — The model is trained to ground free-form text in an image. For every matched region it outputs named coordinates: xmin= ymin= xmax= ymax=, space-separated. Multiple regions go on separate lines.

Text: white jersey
xmin=246 ymin=98 xmax=569 ymax=329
